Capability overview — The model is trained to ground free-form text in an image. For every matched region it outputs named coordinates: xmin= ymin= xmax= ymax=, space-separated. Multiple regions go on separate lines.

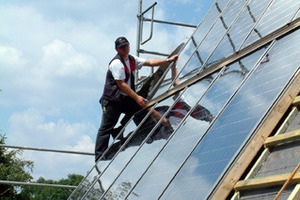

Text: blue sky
xmin=0 ymin=0 xmax=213 ymax=181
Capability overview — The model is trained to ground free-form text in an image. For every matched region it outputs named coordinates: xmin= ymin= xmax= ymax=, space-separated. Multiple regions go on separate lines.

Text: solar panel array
xmin=69 ymin=0 xmax=300 ymax=199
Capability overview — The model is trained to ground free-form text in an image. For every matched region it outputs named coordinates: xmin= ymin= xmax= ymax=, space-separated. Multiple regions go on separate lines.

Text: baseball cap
xmin=115 ymin=37 xmax=129 ymax=48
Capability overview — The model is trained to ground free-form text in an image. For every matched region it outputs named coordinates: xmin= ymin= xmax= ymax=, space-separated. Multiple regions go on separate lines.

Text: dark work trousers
xmin=95 ymin=96 xmax=143 ymax=161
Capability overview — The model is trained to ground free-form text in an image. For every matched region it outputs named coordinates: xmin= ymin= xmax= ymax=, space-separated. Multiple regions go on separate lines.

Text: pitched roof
xmin=69 ymin=1 xmax=300 ymax=199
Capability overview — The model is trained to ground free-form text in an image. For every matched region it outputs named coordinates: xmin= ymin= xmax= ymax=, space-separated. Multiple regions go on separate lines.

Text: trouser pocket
xmin=100 ymin=99 xmax=109 ymax=113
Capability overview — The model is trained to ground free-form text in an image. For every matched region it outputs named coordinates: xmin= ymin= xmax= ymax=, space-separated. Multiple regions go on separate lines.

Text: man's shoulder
xmin=109 ymin=59 xmax=123 ymax=71
xmin=110 ymin=58 xmax=122 ymax=65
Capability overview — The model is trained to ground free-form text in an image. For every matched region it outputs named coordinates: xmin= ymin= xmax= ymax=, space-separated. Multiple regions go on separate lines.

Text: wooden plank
xmin=292 ymin=96 xmax=300 ymax=106
xmin=275 ymin=107 xmax=298 ymax=135
xmin=230 ymin=192 xmax=240 ymax=200
xmin=288 ymin=184 xmax=300 ymax=200
xmin=234 ymin=173 xmax=300 ymax=191
xmin=210 ymin=72 xmax=300 ymax=200
xmin=264 ymin=129 xmax=300 ymax=148
xmin=244 ymin=149 xmax=270 ymax=180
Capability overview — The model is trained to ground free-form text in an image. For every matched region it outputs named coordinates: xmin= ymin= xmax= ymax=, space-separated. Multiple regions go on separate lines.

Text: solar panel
xmin=242 ymin=0 xmax=300 ymax=48
xmin=68 ymin=0 xmax=300 ymax=199
xmin=95 ymin=70 xmax=222 ymax=199
xmin=159 ymin=27 xmax=300 ymax=200
xmin=126 ymin=45 xmax=270 ymax=199
xmin=152 ymin=0 xmax=233 ymax=99
xmin=208 ymin=0 xmax=272 ymax=64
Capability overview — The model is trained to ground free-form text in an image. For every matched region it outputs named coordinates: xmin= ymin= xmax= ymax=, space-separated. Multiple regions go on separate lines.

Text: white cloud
xmin=0 ymin=46 xmax=27 ymax=69
xmin=7 ymin=108 xmax=96 ymax=180
xmin=7 ymin=108 xmax=96 ymax=148
xmin=40 ymin=39 xmax=98 ymax=77
xmin=67 ymin=135 xmax=95 ymax=152
xmin=1 ymin=39 xmax=102 ymax=107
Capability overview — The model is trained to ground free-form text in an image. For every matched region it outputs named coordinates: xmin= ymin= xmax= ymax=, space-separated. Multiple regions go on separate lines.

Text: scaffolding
xmin=135 ymin=1 xmax=196 ymax=82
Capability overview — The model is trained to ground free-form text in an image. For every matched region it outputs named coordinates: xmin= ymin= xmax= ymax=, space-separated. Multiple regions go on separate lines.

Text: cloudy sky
xmin=0 ymin=0 xmax=213 ymax=181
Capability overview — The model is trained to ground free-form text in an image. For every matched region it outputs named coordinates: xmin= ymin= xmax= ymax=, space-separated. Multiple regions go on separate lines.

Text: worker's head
xmin=115 ymin=37 xmax=130 ymax=56
xmin=115 ymin=37 xmax=129 ymax=48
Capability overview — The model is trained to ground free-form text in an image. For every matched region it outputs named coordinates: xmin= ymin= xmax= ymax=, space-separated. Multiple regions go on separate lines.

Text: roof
xmin=69 ymin=0 xmax=300 ymax=199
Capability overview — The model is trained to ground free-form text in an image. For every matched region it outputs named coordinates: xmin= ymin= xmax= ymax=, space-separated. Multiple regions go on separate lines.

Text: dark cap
xmin=115 ymin=37 xmax=129 ymax=48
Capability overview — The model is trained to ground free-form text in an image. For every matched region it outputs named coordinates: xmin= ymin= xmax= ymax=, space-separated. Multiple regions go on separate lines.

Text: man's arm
xmin=143 ymin=54 xmax=178 ymax=67
xmin=116 ymin=80 xmax=171 ymax=127
xmin=116 ymin=80 xmax=147 ymax=107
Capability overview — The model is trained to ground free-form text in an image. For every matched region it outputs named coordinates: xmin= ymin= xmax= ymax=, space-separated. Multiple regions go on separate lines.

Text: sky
xmin=0 ymin=0 xmax=213 ymax=181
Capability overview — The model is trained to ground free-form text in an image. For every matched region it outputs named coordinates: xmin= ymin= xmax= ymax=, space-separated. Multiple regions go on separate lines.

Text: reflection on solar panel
xmin=159 ymin=28 xmax=300 ymax=200
xmin=68 ymin=0 xmax=300 ymax=199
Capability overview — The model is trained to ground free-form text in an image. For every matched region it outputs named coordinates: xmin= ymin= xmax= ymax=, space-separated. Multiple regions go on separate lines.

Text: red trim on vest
xmin=124 ymin=60 xmax=136 ymax=74
xmin=124 ymin=64 xmax=130 ymax=73
xmin=129 ymin=60 xmax=136 ymax=71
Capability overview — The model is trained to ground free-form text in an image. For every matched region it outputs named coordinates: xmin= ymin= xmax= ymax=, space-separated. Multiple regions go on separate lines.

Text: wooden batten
xmin=288 ymin=184 xmax=300 ymax=200
xmin=234 ymin=173 xmax=300 ymax=191
xmin=292 ymin=96 xmax=300 ymax=106
xmin=264 ymin=129 xmax=300 ymax=148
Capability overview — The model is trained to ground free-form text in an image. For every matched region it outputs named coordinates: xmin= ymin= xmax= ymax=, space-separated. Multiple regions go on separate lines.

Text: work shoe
xmin=111 ymin=126 xmax=125 ymax=141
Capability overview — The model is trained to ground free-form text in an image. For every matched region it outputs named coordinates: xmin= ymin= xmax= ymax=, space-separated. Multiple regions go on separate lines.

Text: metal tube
xmin=0 ymin=180 xmax=77 ymax=189
xmin=141 ymin=5 xmax=155 ymax=45
xmin=138 ymin=2 xmax=157 ymax=17
xmin=291 ymin=5 xmax=300 ymax=21
xmin=136 ymin=0 xmax=143 ymax=57
xmin=138 ymin=49 xmax=169 ymax=56
xmin=143 ymin=17 xmax=197 ymax=28
xmin=0 ymin=144 xmax=94 ymax=156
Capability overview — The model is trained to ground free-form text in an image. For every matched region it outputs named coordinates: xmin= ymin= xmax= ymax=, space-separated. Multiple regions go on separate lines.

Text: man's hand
xmin=136 ymin=95 xmax=148 ymax=108
xmin=116 ymin=80 xmax=148 ymax=107
xmin=169 ymin=54 xmax=179 ymax=64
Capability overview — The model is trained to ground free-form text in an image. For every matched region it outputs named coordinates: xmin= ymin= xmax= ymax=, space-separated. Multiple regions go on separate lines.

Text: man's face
xmin=116 ymin=44 xmax=130 ymax=57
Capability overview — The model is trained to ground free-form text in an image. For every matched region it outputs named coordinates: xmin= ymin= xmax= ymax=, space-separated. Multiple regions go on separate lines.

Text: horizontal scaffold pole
xmin=0 ymin=144 xmax=94 ymax=156
xmin=0 ymin=180 xmax=77 ymax=189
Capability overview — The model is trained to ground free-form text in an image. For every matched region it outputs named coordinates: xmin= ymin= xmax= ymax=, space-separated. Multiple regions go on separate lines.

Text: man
xmin=95 ymin=36 xmax=178 ymax=161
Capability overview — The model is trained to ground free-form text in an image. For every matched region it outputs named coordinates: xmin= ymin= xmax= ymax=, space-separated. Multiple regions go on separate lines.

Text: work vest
xmin=100 ymin=54 xmax=136 ymax=102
